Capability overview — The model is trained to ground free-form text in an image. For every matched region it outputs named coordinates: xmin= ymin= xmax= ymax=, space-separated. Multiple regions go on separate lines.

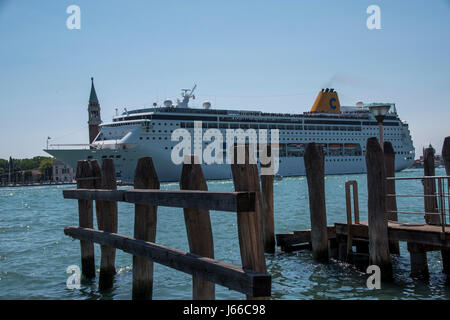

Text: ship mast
xmin=177 ymin=84 xmax=196 ymax=108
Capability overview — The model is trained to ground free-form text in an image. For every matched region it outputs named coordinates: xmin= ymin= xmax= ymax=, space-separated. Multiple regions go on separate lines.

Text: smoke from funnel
xmin=321 ymin=73 xmax=364 ymax=89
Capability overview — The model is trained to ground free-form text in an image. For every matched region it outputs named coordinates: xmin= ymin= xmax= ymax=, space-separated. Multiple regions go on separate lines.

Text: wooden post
xmin=384 ymin=141 xmax=400 ymax=255
xmin=231 ymin=144 xmax=268 ymax=300
xmin=337 ymin=234 xmax=348 ymax=261
xmin=180 ymin=156 xmax=215 ymax=300
xmin=260 ymin=145 xmax=275 ymax=254
xmin=76 ymin=160 xmax=96 ymax=279
xmin=407 ymin=243 xmax=429 ymax=279
xmin=423 ymin=147 xmax=440 ymax=225
xmin=90 ymin=160 xmax=102 ymax=230
xmin=132 ymin=157 xmax=160 ymax=300
xmin=365 ymin=137 xmax=392 ymax=281
xmin=441 ymin=137 xmax=450 ymax=275
xmin=98 ymin=159 xmax=118 ymax=290
xmin=304 ymin=142 xmax=328 ymax=262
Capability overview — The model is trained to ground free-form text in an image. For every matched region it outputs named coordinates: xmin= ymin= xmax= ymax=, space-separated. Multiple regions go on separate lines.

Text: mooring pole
xmin=98 ymin=159 xmax=118 ymax=290
xmin=304 ymin=142 xmax=328 ymax=262
xmin=440 ymin=137 xmax=450 ymax=275
xmin=180 ymin=156 xmax=215 ymax=300
xmin=132 ymin=157 xmax=160 ymax=300
xmin=260 ymin=145 xmax=275 ymax=254
xmin=365 ymin=137 xmax=392 ymax=281
xmin=423 ymin=147 xmax=440 ymax=225
xmin=384 ymin=142 xmax=400 ymax=255
xmin=231 ymin=144 xmax=268 ymax=300
xmin=75 ymin=160 xmax=96 ymax=279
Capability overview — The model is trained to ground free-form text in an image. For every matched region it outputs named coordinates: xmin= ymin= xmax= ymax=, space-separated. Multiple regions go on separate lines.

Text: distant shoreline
xmin=0 ymin=182 xmax=75 ymax=188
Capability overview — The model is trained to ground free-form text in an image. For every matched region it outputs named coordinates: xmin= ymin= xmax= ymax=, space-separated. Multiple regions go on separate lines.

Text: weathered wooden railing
xmin=63 ymin=156 xmax=271 ymax=300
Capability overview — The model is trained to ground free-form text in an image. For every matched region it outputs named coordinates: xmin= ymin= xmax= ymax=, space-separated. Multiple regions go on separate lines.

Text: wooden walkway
xmin=335 ymin=221 xmax=450 ymax=249
xmin=278 ymin=221 xmax=450 ymax=250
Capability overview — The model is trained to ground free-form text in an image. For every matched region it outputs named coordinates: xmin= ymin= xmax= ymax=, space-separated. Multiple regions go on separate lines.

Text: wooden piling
xmin=407 ymin=242 xmax=429 ymax=279
xmin=132 ymin=157 xmax=160 ymax=300
xmin=98 ymin=159 xmax=118 ymax=290
xmin=180 ymin=156 xmax=215 ymax=300
xmin=76 ymin=160 xmax=96 ymax=279
xmin=384 ymin=141 xmax=400 ymax=255
xmin=365 ymin=137 xmax=392 ymax=281
xmin=304 ymin=142 xmax=328 ymax=262
xmin=90 ymin=160 xmax=102 ymax=230
xmin=441 ymin=137 xmax=450 ymax=274
xmin=423 ymin=147 xmax=440 ymax=225
xmin=231 ymin=144 xmax=268 ymax=300
xmin=260 ymin=145 xmax=275 ymax=254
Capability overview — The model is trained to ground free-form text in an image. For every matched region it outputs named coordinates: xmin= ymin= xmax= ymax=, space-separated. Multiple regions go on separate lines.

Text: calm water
xmin=1 ymin=168 xmax=449 ymax=300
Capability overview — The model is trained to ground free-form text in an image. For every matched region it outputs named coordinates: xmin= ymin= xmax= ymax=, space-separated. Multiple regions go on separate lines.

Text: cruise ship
xmin=45 ymin=80 xmax=415 ymax=183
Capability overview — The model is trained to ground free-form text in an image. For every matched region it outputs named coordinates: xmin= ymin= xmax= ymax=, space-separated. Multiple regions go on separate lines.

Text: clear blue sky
xmin=1 ymin=0 xmax=450 ymax=159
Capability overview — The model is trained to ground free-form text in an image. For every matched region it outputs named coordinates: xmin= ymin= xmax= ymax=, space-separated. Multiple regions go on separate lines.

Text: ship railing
xmin=48 ymin=143 xmax=95 ymax=150
xmin=48 ymin=142 xmax=129 ymax=150
xmin=386 ymin=176 xmax=450 ymax=236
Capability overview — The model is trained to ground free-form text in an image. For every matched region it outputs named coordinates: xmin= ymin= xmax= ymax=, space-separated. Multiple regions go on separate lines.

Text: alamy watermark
xmin=66 ymin=265 xmax=81 ymax=289
xmin=366 ymin=5 xmax=381 ymax=30
xmin=66 ymin=5 xmax=81 ymax=30
xmin=366 ymin=265 xmax=381 ymax=289
xmin=171 ymin=121 xmax=280 ymax=175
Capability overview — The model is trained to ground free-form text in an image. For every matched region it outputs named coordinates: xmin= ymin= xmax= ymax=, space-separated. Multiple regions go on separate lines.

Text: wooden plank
xmin=384 ymin=141 xmax=400 ymax=255
xmin=260 ymin=174 xmax=275 ymax=254
xmin=276 ymin=226 xmax=336 ymax=247
xmin=64 ymin=189 xmax=255 ymax=213
xmin=132 ymin=157 xmax=160 ymax=300
xmin=90 ymin=160 xmax=103 ymax=230
xmin=260 ymin=145 xmax=275 ymax=254
xmin=64 ymin=226 xmax=271 ymax=297
xmin=335 ymin=221 xmax=450 ymax=248
xmin=76 ymin=160 xmax=95 ymax=279
xmin=304 ymin=142 xmax=328 ymax=262
xmin=365 ymin=137 xmax=392 ymax=281
xmin=423 ymin=147 xmax=440 ymax=225
xmin=63 ymin=189 xmax=124 ymax=201
xmin=276 ymin=233 xmax=305 ymax=247
xmin=180 ymin=156 xmax=215 ymax=300
xmin=231 ymin=144 xmax=269 ymax=300
xmin=98 ymin=159 xmax=118 ymax=290
xmin=293 ymin=226 xmax=336 ymax=241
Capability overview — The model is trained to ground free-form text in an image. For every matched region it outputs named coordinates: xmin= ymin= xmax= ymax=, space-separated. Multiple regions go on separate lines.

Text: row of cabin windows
xmin=180 ymin=122 xmax=303 ymax=130
xmin=178 ymin=122 xmax=367 ymax=132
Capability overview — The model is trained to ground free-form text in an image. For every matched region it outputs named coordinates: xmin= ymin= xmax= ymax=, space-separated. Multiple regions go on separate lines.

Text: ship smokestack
xmin=310 ymin=88 xmax=341 ymax=114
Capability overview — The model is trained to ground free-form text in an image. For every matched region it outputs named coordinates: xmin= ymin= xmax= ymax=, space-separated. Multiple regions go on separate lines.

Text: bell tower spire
xmin=88 ymin=77 xmax=102 ymax=145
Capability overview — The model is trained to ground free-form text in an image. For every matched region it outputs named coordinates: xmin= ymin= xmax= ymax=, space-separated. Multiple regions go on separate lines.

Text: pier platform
xmin=277 ymin=221 xmax=450 ymax=251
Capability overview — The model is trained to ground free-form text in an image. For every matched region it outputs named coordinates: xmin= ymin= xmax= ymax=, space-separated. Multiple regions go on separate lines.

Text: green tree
xmin=39 ymin=158 xmax=53 ymax=180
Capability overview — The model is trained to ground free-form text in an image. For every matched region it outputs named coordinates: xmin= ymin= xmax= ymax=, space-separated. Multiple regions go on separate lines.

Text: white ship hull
xmin=45 ymin=143 xmax=414 ymax=183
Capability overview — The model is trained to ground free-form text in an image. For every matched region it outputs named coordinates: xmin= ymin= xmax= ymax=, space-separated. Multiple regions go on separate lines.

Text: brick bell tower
xmin=88 ymin=77 xmax=102 ymax=146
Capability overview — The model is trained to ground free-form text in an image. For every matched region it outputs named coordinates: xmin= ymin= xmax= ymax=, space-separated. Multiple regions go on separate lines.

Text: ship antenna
xmin=177 ymin=84 xmax=197 ymax=108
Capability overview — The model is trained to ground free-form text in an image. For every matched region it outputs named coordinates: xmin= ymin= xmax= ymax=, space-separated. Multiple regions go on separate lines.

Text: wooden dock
xmin=277 ymin=136 xmax=450 ymax=281
xmin=278 ymin=221 xmax=450 ymax=250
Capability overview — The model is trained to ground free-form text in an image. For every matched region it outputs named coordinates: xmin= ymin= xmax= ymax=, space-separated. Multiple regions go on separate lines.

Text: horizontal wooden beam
xmin=335 ymin=221 xmax=450 ymax=248
xmin=64 ymin=226 xmax=271 ymax=297
xmin=64 ymin=189 xmax=125 ymax=201
xmin=276 ymin=226 xmax=336 ymax=247
xmin=63 ymin=189 xmax=255 ymax=213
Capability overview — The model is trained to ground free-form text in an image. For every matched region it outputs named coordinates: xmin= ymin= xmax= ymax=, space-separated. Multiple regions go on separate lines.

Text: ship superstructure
xmin=45 ymin=84 xmax=415 ymax=182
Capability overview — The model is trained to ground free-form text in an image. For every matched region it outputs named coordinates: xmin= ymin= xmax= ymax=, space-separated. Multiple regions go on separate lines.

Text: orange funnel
xmin=310 ymin=89 xmax=341 ymax=114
